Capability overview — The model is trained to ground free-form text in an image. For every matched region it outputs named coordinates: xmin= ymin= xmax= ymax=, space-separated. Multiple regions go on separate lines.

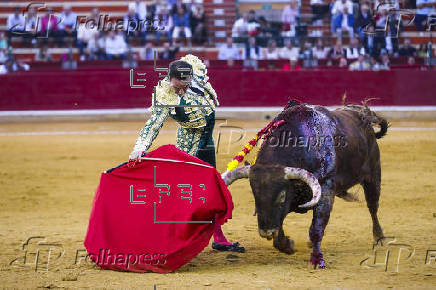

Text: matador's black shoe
xmin=212 ymin=242 xmax=245 ymax=253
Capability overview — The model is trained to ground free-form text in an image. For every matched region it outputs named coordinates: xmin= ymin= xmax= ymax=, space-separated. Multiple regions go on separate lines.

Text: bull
xmin=222 ymin=101 xmax=388 ymax=268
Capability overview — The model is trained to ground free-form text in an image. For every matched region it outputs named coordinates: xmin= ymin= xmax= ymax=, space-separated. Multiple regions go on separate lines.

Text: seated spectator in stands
xmin=310 ymin=0 xmax=330 ymax=25
xmin=218 ymin=37 xmax=241 ymax=60
xmin=354 ymin=3 xmax=372 ymax=41
xmin=338 ymin=57 xmax=348 ymax=68
xmin=281 ymin=0 xmax=300 ymax=39
xmin=34 ymin=45 xmax=52 ymax=62
xmin=370 ymin=56 xmax=383 ymax=71
xmin=247 ymin=10 xmax=261 ymax=37
xmin=232 ymin=12 xmax=249 ymax=39
xmin=155 ymin=7 xmax=173 ymax=45
xmin=279 ymin=38 xmax=300 ymax=60
xmin=328 ymin=40 xmax=347 ymax=59
xmin=331 ymin=0 xmax=354 ymax=39
xmin=105 ymin=31 xmax=127 ymax=60
xmin=159 ymin=41 xmax=179 ymax=60
xmin=0 ymin=32 xmax=8 ymax=50
xmin=243 ymin=36 xmax=262 ymax=70
xmin=86 ymin=32 xmax=106 ymax=60
xmin=257 ymin=17 xmax=279 ymax=47
xmin=363 ymin=25 xmax=375 ymax=56
xmin=418 ymin=42 xmax=430 ymax=58
xmin=407 ymin=56 xmax=416 ymax=66
xmin=349 ymin=54 xmax=370 ymax=70
xmin=190 ymin=5 xmax=208 ymax=45
xmin=380 ymin=52 xmax=390 ymax=69
xmin=124 ymin=7 xmax=146 ymax=45
xmin=134 ymin=0 xmax=148 ymax=21
xmin=0 ymin=58 xmax=30 ymax=74
xmin=281 ymin=56 xmax=301 ymax=71
xmin=77 ymin=16 xmax=99 ymax=61
xmin=263 ymin=40 xmax=279 ymax=60
xmin=59 ymin=5 xmax=77 ymax=44
xmin=301 ymin=41 xmax=316 ymax=68
xmin=7 ymin=7 xmax=25 ymax=43
xmin=139 ymin=42 xmax=154 ymax=60
xmin=24 ymin=6 xmax=37 ymax=46
xmin=172 ymin=6 xmax=192 ymax=46
xmin=39 ymin=8 xmax=62 ymax=46
xmin=312 ymin=39 xmax=328 ymax=59
xmin=346 ymin=38 xmax=366 ymax=59
xmin=399 ymin=38 xmax=417 ymax=57
xmin=414 ymin=0 xmax=436 ymax=31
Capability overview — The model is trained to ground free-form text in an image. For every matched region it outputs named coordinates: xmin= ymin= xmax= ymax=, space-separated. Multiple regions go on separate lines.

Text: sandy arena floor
xmin=0 ymin=119 xmax=435 ymax=289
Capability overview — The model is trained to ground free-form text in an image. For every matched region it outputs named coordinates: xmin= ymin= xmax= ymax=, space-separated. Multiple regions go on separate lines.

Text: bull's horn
xmin=283 ymin=167 xmax=322 ymax=208
xmin=221 ymin=166 xmax=250 ymax=186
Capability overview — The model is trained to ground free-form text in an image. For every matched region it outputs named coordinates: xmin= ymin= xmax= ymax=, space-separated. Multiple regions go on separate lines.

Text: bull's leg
xmin=273 ymin=227 xmax=296 ymax=254
xmin=308 ymin=182 xmax=335 ymax=269
xmin=362 ymin=165 xmax=385 ymax=243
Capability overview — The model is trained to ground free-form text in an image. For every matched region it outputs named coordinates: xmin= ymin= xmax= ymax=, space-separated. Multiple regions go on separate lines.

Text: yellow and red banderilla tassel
xmin=225 ymin=119 xmax=285 ymax=173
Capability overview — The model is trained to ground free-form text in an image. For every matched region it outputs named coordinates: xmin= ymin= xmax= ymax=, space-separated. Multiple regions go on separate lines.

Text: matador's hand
xmin=129 ymin=150 xmax=147 ymax=161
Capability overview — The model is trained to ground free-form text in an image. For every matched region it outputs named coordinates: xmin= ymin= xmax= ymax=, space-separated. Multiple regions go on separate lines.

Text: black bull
xmin=222 ymin=103 xmax=388 ymax=268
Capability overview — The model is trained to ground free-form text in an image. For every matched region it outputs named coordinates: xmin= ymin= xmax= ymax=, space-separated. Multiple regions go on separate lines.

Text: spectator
xmin=399 ymin=38 xmax=417 ymax=57
xmin=133 ymin=0 xmax=148 ymax=21
xmin=218 ymin=37 xmax=241 ymax=60
xmin=243 ymin=36 xmax=262 ymax=70
xmin=355 ymin=3 xmax=372 ymax=41
xmin=39 ymin=8 xmax=62 ymax=46
xmin=369 ymin=56 xmax=383 ymax=70
xmin=349 ymin=54 xmax=370 ymax=70
xmin=310 ymin=0 xmax=330 ymax=24
xmin=301 ymin=41 xmax=315 ymax=68
xmin=363 ymin=25 xmax=375 ymax=56
xmin=263 ymin=40 xmax=279 ymax=60
xmin=7 ymin=7 xmax=25 ymax=43
xmin=380 ymin=52 xmax=390 ymax=69
xmin=279 ymin=38 xmax=300 ymax=60
xmin=155 ymin=7 xmax=173 ymax=45
xmin=105 ymin=31 xmax=127 ymax=59
xmin=77 ymin=15 xmax=99 ymax=60
xmin=59 ymin=5 xmax=77 ymax=44
xmin=139 ymin=42 xmax=154 ymax=60
xmin=281 ymin=56 xmax=301 ymax=70
xmin=159 ymin=41 xmax=179 ymax=60
xmin=86 ymin=32 xmax=106 ymax=60
xmin=338 ymin=57 xmax=348 ymax=68
xmin=190 ymin=5 xmax=208 ymax=45
xmin=331 ymin=0 xmax=354 ymax=39
xmin=0 ymin=58 xmax=30 ymax=74
xmin=281 ymin=0 xmax=300 ymax=38
xmin=418 ymin=42 xmax=429 ymax=58
xmin=124 ymin=7 xmax=146 ymax=45
xmin=247 ymin=10 xmax=260 ymax=37
xmin=407 ymin=56 xmax=416 ymax=66
xmin=414 ymin=0 xmax=436 ymax=31
xmin=0 ymin=32 xmax=8 ymax=50
xmin=328 ymin=40 xmax=347 ymax=59
xmin=24 ymin=6 xmax=37 ymax=46
xmin=312 ymin=39 xmax=327 ymax=59
xmin=346 ymin=37 xmax=366 ymax=59
xmin=232 ymin=13 xmax=249 ymax=39
xmin=172 ymin=6 xmax=192 ymax=46
xmin=257 ymin=16 xmax=279 ymax=47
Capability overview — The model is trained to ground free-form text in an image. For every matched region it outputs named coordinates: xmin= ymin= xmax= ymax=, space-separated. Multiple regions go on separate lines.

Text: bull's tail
xmin=375 ymin=115 xmax=388 ymax=139
xmin=343 ymin=102 xmax=390 ymax=139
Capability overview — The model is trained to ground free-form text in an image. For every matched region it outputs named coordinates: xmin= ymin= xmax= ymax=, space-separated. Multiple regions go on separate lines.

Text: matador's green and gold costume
xmin=132 ymin=54 xmax=219 ymax=167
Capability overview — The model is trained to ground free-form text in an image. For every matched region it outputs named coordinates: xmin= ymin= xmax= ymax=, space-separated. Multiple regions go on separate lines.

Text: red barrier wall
xmin=0 ymin=69 xmax=435 ymax=110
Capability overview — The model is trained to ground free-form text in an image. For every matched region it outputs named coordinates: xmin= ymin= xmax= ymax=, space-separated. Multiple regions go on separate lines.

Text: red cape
xmin=84 ymin=145 xmax=233 ymax=273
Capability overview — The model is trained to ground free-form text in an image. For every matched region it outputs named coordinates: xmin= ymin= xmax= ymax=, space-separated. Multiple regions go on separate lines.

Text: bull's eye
xmin=276 ymin=190 xmax=286 ymax=205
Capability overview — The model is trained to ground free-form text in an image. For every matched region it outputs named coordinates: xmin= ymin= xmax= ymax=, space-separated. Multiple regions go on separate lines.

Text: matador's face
xmin=170 ymin=77 xmax=192 ymax=96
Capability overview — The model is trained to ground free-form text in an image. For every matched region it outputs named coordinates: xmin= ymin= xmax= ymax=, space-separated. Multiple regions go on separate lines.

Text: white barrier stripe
xmin=0 ymin=127 xmax=435 ymax=136
xmin=1 ymin=106 xmax=436 ymax=117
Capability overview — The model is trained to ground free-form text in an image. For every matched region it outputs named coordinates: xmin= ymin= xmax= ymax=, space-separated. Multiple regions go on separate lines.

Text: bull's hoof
xmin=309 ymin=252 xmax=326 ymax=269
xmin=274 ymin=236 xmax=296 ymax=255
